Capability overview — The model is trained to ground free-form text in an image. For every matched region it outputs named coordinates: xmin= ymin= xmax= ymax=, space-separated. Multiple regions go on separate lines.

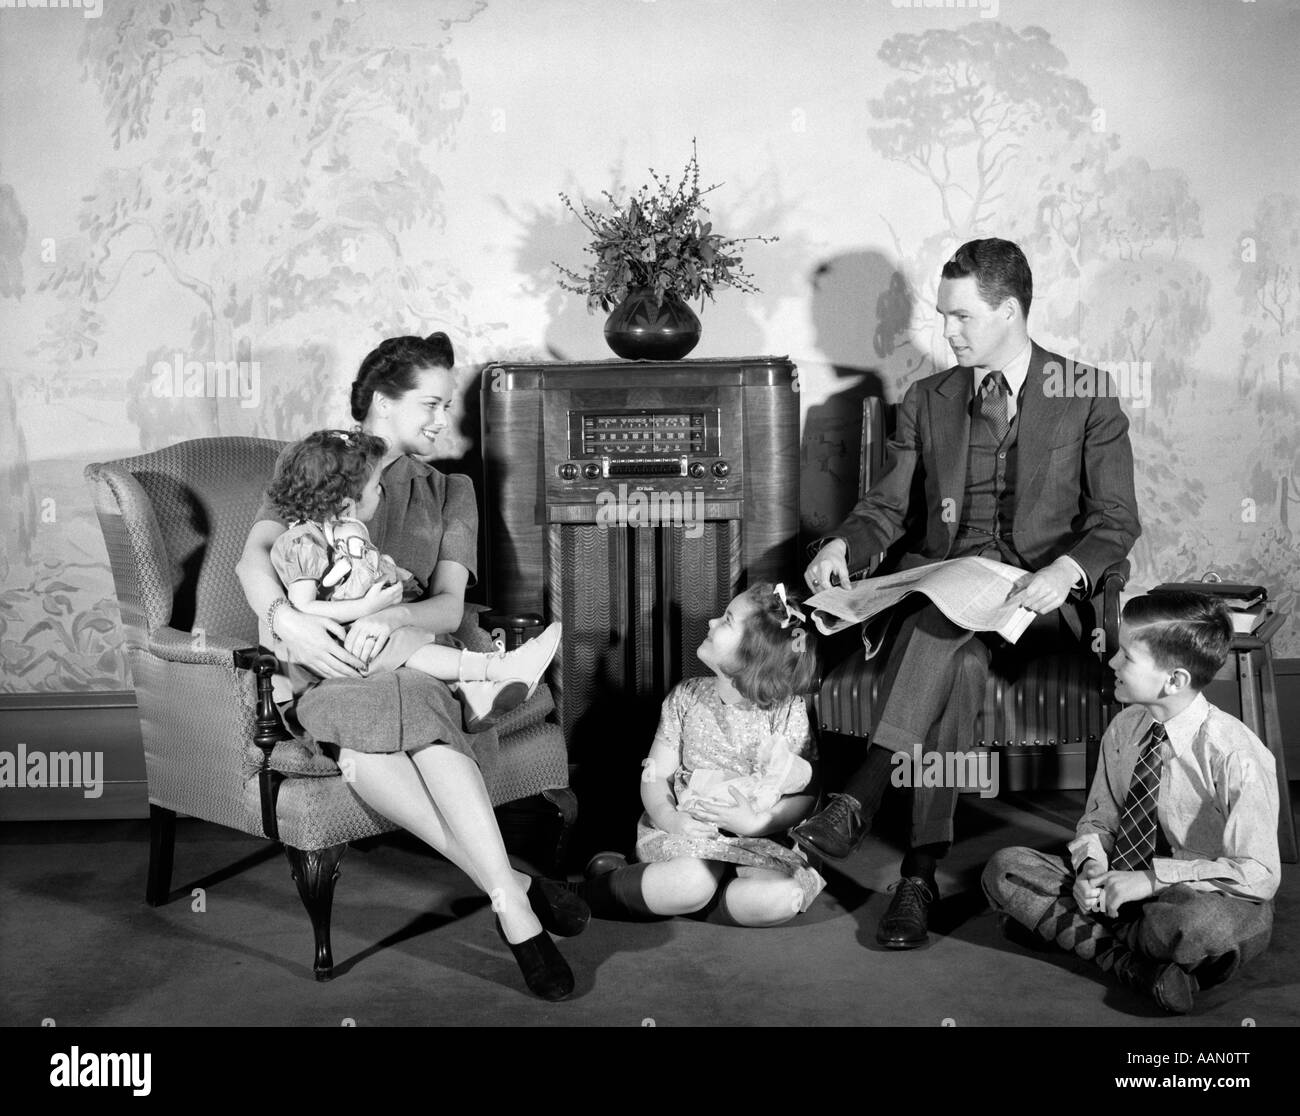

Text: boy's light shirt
xmin=1070 ymin=692 xmax=1280 ymax=902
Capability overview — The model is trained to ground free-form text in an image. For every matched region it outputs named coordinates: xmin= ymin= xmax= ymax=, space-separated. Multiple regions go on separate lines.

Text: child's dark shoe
xmin=527 ymin=877 xmax=590 ymax=937
xmin=584 ymin=851 xmax=628 ymax=880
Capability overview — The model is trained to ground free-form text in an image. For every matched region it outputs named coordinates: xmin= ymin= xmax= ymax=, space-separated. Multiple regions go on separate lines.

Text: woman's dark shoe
xmin=495 ymin=917 xmax=575 ymax=1002
xmin=527 ymin=877 xmax=590 ymax=937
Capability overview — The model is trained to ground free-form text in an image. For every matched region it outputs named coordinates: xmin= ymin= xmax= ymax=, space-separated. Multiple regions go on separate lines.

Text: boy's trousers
xmin=982 ymin=846 xmax=1273 ymax=986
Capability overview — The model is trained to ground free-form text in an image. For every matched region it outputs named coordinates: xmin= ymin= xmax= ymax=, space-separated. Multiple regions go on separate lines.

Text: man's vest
xmin=954 ymin=383 xmax=1024 ymax=567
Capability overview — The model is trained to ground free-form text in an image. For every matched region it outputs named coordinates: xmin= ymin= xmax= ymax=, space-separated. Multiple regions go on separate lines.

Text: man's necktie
xmin=1111 ymin=721 xmax=1168 ymax=872
xmin=979 ymin=370 xmax=1010 ymax=442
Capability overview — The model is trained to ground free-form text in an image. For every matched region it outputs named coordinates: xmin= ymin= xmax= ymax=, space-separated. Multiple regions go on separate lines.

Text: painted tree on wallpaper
xmin=865 ymin=20 xmax=1220 ymax=601
xmin=10 ymin=0 xmax=488 ymax=691
xmin=1 ymin=169 xmax=123 ymax=692
xmin=38 ymin=0 xmax=485 ymax=444
xmin=1235 ymin=193 xmax=1300 ymax=620
xmin=868 ymin=22 xmax=1100 ymax=372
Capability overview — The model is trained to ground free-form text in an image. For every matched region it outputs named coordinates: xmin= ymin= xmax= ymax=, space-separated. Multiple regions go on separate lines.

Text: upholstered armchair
xmin=86 ymin=436 xmax=574 ymax=981
xmin=815 ymin=397 xmax=1126 ymax=792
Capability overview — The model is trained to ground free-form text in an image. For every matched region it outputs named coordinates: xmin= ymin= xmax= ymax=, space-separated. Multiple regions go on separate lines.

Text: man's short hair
xmin=941 ymin=238 xmax=1033 ymax=319
xmin=1121 ymin=591 xmax=1234 ymax=691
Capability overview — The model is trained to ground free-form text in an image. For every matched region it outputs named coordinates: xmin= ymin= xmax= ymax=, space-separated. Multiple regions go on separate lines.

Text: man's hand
xmin=1094 ymin=869 xmax=1158 ymax=918
xmin=275 ymin=608 xmax=366 ymax=678
xmin=804 ymin=538 xmax=850 ymax=594
xmin=1008 ymin=557 xmax=1079 ymax=614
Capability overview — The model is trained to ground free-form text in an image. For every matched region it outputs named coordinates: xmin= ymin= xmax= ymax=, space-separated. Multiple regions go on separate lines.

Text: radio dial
xmin=582 ymin=462 xmax=602 ymax=479
xmin=688 ymin=462 xmax=706 ymax=478
xmin=712 ymin=461 xmax=730 ymax=478
xmin=558 ymin=463 xmax=578 ymax=480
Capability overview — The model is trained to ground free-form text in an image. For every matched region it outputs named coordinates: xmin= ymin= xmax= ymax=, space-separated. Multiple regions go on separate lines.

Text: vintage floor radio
xmin=480 ymin=358 xmax=799 ymax=746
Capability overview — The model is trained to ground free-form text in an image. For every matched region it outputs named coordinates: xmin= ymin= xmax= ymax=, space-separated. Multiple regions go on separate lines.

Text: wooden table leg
xmin=1258 ymin=644 xmax=1298 ymax=863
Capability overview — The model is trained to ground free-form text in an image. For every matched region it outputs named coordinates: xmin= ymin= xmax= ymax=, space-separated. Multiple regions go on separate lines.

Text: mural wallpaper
xmin=0 ymin=0 xmax=1297 ymax=693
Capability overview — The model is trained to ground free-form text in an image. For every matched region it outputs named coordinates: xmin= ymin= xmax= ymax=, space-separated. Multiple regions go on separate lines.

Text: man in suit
xmin=793 ymin=238 xmax=1141 ymax=948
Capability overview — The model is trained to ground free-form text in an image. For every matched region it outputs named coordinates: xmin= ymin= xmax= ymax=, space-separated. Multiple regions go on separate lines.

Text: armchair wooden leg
xmin=146 ymin=804 xmax=176 ymax=907
xmin=541 ymin=787 xmax=578 ymax=875
xmin=285 ymin=843 xmax=347 ymax=981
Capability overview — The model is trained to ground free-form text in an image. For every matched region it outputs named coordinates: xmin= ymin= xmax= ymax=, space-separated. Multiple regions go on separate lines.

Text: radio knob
xmin=558 ymin=463 xmax=578 ymax=481
xmin=712 ymin=461 xmax=730 ymax=478
xmin=583 ymin=462 xmax=602 ymax=479
xmin=688 ymin=462 xmax=706 ymax=478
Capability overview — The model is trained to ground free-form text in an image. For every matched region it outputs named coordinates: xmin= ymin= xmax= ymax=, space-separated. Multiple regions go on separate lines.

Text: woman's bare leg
xmin=338 ymin=747 xmax=530 ymax=897
xmin=408 ymin=745 xmax=541 ymax=944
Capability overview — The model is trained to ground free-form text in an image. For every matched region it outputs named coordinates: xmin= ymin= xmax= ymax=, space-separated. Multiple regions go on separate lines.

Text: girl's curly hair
xmin=266 ymin=429 xmax=388 ymax=524
xmin=726 ymin=581 xmax=821 ymax=709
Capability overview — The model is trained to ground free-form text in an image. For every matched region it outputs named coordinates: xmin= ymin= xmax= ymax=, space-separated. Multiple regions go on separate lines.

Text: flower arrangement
xmin=554 ymin=143 xmax=777 ymax=314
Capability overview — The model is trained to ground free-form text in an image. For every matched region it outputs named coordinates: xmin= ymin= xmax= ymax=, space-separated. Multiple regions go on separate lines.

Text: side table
xmin=1210 ymin=611 xmax=1297 ymax=863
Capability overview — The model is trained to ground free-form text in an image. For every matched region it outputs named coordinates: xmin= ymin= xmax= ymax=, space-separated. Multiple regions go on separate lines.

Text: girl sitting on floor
xmin=576 ymin=582 xmax=825 ymax=926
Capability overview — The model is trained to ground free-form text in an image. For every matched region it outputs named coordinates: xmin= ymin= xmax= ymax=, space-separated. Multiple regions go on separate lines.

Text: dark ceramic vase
xmin=604 ymin=288 xmax=702 ymax=360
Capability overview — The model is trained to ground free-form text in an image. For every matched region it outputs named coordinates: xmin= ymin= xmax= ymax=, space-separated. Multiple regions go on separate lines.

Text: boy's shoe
xmin=492 ymin=622 xmax=562 ymax=700
xmin=1111 ymin=950 xmax=1197 ymax=1014
xmin=454 ymin=680 xmax=530 ymax=733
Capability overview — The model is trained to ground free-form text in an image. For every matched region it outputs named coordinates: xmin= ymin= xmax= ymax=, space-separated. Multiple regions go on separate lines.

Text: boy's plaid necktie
xmin=1111 ymin=721 xmax=1168 ymax=871
xmin=979 ymin=370 xmax=1010 ymax=441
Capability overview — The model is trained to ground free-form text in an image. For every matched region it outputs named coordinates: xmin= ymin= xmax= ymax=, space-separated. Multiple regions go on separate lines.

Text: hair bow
xmin=773 ymin=582 xmax=806 ymax=629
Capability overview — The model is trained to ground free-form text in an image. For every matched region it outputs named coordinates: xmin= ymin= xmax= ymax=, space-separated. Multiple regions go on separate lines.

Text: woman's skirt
xmin=291 ymin=632 xmax=496 ymax=776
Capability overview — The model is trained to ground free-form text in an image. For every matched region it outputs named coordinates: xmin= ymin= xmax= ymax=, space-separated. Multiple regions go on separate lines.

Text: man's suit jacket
xmin=833 ymin=342 xmax=1141 ymax=636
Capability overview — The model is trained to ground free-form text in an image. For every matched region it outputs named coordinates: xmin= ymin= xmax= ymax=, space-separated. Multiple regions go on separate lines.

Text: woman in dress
xmin=236 ymin=332 xmax=582 ymax=1001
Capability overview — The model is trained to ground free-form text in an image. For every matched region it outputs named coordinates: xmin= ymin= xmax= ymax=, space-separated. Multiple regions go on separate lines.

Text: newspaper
xmin=806 ymin=556 xmax=1038 ymax=657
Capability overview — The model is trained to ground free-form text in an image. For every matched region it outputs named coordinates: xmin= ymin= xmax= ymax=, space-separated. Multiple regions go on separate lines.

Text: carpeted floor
xmin=1 ymin=788 xmax=1295 ymax=1028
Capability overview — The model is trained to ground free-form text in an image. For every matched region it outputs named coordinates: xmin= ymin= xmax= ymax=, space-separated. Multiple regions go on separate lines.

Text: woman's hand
xmin=274 ymin=608 xmax=367 ymax=678
xmin=344 ymin=608 xmax=402 ymax=665
xmin=686 ymin=787 xmax=772 ymax=838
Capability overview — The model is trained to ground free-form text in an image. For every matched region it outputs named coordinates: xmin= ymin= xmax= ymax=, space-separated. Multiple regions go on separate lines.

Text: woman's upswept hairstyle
xmin=1121 ymin=591 xmax=1233 ymax=691
xmin=727 ymin=581 xmax=821 ymax=709
xmin=266 ymin=429 xmax=388 ymax=524
xmin=350 ymin=332 xmax=455 ymax=422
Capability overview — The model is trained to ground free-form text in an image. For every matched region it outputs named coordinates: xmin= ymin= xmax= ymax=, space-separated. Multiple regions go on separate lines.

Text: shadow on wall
xmin=800 ymin=250 xmax=927 ymax=547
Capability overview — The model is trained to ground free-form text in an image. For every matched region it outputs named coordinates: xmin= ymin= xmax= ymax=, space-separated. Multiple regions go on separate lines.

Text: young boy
xmin=982 ymin=591 xmax=1279 ymax=1014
